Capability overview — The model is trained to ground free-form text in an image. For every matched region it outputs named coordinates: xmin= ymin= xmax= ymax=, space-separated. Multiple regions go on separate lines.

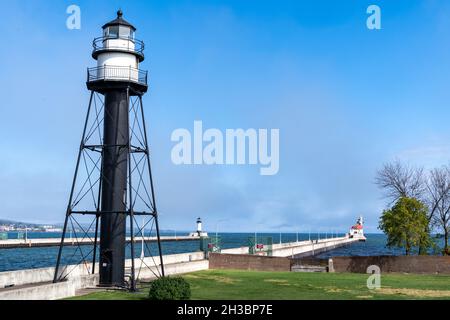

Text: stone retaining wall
xmin=330 ymin=256 xmax=450 ymax=274
xmin=209 ymin=253 xmax=290 ymax=272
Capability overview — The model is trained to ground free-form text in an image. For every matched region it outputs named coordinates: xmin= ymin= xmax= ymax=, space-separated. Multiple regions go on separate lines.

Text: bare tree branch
xmin=375 ymin=160 xmax=426 ymax=205
xmin=427 ymin=166 xmax=450 ymax=254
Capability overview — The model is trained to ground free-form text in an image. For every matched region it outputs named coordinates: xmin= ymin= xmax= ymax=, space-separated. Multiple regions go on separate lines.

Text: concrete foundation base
xmin=0 ymin=251 xmax=208 ymax=300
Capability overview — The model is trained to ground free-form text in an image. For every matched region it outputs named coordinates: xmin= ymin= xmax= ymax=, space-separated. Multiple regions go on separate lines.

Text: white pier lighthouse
xmin=189 ymin=217 xmax=208 ymax=237
xmin=54 ymin=11 xmax=164 ymax=291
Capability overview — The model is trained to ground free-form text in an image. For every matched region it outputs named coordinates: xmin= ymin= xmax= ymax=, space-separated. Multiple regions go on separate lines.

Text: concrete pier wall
xmin=0 ymin=251 xmax=208 ymax=300
xmin=0 ymin=263 xmax=92 ymax=289
xmin=0 ymin=273 xmax=99 ymax=301
xmin=124 ymin=251 xmax=205 ymax=268
xmin=133 ymin=260 xmax=209 ymax=281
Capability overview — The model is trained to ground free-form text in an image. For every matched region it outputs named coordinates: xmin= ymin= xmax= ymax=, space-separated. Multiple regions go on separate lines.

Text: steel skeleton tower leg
xmin=53 ymin=10 xmax=164 ymax=289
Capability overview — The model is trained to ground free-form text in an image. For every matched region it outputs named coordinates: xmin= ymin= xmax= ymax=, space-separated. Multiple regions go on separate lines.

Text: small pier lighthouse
xmin=189 ymin=217 xmax=208 ymax=237
xmin=197 ymin=217 xmax=202 ymax=234
xmin=349 ymin=216 xmax=365 ymax=240
xmin=54 ymin=11 xmax=164 ymax=290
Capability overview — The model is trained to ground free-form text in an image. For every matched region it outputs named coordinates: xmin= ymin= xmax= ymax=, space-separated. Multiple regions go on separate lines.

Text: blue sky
xmin=1 ymin=0 xmax=450 ymax=233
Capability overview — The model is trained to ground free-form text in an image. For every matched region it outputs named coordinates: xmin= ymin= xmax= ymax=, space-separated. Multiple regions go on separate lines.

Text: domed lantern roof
xmin=102 ymin=10 xmax=136 ymax=31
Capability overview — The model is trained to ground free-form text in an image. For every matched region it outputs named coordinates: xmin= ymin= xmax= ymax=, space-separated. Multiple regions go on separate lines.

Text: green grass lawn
xmin=70 ymin=270 xmax=450 ymax=300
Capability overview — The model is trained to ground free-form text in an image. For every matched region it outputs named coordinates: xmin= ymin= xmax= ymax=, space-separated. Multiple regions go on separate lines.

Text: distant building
xmin=38 ymin=225 xmax=63 ymax=232
xmin=44 ymin=227 xmax=63 ymax=233
xmin=189 ymin=217 xmax=208 ymax=238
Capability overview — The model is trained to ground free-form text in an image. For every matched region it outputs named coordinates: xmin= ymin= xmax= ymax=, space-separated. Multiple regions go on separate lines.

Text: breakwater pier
xmin=0 ymin=236 xmax=199 ymax=249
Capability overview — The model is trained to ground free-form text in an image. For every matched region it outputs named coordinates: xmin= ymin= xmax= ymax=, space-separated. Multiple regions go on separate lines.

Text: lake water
xmin=0 ymin=232 xmax=433 ymax=272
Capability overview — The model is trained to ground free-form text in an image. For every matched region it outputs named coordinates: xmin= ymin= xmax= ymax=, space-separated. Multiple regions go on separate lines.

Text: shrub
xmin=148 ymin=276 xmax=191 ymax=300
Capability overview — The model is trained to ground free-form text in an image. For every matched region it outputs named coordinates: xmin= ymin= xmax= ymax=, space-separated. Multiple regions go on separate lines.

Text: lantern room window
xmin=104 ymin=26 xmax=119 ymax=38
xmin=104 ymin=26 xmax=134 ymax=40
xmin=119 ymin=26 xmax=134 ymax=39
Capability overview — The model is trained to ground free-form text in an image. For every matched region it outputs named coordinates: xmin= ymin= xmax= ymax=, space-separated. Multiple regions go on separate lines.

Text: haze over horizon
xmin=1 ymin=1 xmax=450 ymax=233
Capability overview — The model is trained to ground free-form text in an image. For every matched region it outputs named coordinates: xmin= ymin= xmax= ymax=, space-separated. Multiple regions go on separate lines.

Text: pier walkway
xmin=0 ymin=236 xmax=199 ymax=249
xmin=220 ymin=235 xmax=366 ymax=258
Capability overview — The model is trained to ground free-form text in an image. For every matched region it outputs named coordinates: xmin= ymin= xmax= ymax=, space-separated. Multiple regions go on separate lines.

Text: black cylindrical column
xmin=99 ymin=90 xmax=129 ymax=287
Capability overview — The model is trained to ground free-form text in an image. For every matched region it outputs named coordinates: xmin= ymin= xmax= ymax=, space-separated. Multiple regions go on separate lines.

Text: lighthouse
xmin=54 ymin=11 xmax=164 ymax=290
xmin=197 ymin=217 xmax=202 ymax=234
xmin=189 ymin=217 xmax=208 ymax=237
xmin=348 ymin=216 xmax=366 ymax=241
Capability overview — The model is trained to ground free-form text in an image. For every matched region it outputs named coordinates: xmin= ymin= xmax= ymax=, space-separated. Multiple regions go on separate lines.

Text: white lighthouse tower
xmin=197 ymin=217 xmax=202 ymax=234
xmin=189 ymin=217 xmax=208 ymax=238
